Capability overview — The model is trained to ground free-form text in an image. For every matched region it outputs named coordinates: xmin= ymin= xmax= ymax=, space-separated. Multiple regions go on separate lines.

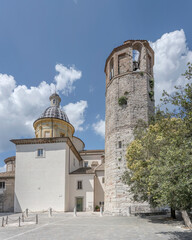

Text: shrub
xmin=95 ymin=205 xmax=100 ymax=210
xmin=149 ymin=78 xmax=154 ymax=88
xmin=149 ymin=91 xmax=154 ymax=100
xmin=118 ymin=96 xmax=127 ymax=105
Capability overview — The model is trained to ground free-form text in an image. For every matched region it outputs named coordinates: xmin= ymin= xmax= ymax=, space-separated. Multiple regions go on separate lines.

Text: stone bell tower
xmin=104 ymin=40 xmax=155 ymax=214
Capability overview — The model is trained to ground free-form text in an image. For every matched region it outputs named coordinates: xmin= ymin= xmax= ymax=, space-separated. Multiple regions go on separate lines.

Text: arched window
xmin=118 ymin=53 xmax=128 ymax=74
xmin=132 ymin=49 xmax=140 ymax=71
xmin=109 ymin=58 xmax=114 ymax=80
xmin=132 ymin=42 xmax=142 ymax=71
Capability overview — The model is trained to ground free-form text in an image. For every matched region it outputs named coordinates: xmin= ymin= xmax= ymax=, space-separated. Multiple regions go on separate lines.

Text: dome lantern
xmin=49 ymin=93 xmax=61 ymax=108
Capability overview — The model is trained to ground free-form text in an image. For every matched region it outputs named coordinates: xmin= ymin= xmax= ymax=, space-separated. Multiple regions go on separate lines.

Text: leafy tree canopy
xmin=123 ymin=63 xmax=192 ymax=227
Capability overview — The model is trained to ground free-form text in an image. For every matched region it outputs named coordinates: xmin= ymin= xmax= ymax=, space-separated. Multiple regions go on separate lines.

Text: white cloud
xmin=0 ymin=165 xmax=6 ymax=173
xmin=63 ymin=100 xmax=88 ymax=131
xmin=92 ymin=119 xmax=105 ymax=138
xmin=0 ymin=64 xmax=85 ymax=152
xmin=91 ymin=30 xmax=192 ymax=138
xmin=54 ymin=64 xmax=82 ymax=95
xmin=150 ymin=29 xmax=192 ymax=105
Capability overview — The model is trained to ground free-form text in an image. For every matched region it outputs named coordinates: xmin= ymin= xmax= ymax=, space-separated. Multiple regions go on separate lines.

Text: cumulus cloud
xmin=91 ymin=29 xmax=192 ymax=138
xmin=0 ymin=64 xmax=85 ymax=152
xmin=92 ymin=119 xmax=105 ymax=138
xmin=0 ymin=165 xmax=6 ymax=173
xmin=63 ymin=100 xmax=88 ymax=131
xmin=150 ymin=29 xmax=192 ymax=105
xmin=54 ymin=64 xmax=82 ymax=95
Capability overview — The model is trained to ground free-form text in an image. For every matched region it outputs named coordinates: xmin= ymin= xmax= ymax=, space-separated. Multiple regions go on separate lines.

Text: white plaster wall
xmin=81 ymin=154 xmax=102 ymax=167
xmin=69 ymin=174 xmax=94 ymax=211
xmin=69 ymin=150 xmax=81 ymax=173
xmin=72 ymin=137 xmax=84 ymax=152
xmin=65 ymin=145 xmax=80 ymax=211
xmin=14 ymin=142 xmax=67 ymax=212
xmin=95 ymin=171 xmax=105 ymax=208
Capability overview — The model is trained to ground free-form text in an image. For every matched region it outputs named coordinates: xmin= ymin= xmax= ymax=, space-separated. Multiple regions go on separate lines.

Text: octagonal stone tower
xmin=104 ymin=40 xmax=155 ymax=214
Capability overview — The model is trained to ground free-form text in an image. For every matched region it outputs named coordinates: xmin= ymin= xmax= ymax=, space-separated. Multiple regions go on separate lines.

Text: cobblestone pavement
xmin=0 ymin=212 xmax=191 ymax=240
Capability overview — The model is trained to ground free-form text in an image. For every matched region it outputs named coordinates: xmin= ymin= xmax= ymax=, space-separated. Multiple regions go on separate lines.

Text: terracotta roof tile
xmin=70 ymin=167 xmax=95 ymax=174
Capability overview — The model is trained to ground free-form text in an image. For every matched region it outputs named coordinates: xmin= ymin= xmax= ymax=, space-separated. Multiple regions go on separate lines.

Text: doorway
xmin=76 ymin=197 xmax=83 ymax=212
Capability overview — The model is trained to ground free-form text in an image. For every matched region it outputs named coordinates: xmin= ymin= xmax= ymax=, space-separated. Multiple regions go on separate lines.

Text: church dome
xmin=39 ymin=106 xmax=69 ymax=123
xmin=33 ymin=93 xmax=75 ymax=139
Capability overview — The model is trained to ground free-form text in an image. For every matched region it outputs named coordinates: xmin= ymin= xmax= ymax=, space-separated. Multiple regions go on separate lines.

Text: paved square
xmin=0 ymin=212 xmax=191 ymax=240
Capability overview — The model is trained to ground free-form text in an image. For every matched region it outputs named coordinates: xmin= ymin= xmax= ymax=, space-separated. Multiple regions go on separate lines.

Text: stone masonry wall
xmin=105 ymin=41 xmax=154 ymax=215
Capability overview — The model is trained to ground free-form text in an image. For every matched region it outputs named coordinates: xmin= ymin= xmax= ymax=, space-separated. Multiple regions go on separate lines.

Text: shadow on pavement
xmin=157 ymin=231 xmax=192 ymax=240
xmin=139 ymin=214 xmax=184 ymax=226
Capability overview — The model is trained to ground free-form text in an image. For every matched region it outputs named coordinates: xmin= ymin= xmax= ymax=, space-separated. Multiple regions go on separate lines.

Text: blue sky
xmin=0 ymin=0 xmax=192 ymax=169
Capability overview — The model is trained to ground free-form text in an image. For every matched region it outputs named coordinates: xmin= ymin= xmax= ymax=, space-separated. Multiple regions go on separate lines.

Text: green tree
xmin=123 ymin=63 xmax=192 ymax=228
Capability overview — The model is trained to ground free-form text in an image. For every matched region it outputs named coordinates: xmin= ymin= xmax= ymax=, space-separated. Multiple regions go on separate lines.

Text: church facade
xmin=0 ymin=40 xmax=154 ymax=214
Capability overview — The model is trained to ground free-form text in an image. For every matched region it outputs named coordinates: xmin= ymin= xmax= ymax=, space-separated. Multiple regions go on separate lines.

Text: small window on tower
xmin=53 ymin=99 xmax=56 ymax=104
xmin=102 ymin=177 xmax=105 ymax=184
xmin=118 ymin=141 xmax=122 ymax=148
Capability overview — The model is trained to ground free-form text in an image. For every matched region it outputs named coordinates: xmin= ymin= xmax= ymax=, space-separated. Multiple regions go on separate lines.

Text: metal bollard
xmin=48 ymin=207 xmax=52 ymax=217
xmin=25 ymin=208 xmax=28 ymax=218
xmin=6 ymin=216 xmax=8 ymax=225
xmin=2 ymin=217 xmax=5 ymax=227
xmin=73 ymin=207 xmax=77 ymax=217
xmin=127 ymin=206 xmax=131 ymax=216
xmin=19 ymin=217 xmax=21 ymax=227
xmin=22 ymin=213 xmax=25 ymax=222
xmin=100 ymin=207 xmax=103 ymax=217
xmin=36 ymin=214 xmax=38 ymax=224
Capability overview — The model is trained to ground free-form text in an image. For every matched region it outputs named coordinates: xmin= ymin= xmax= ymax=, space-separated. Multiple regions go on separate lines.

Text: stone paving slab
xmin=0 ymin=213 xmax=191 ymax=240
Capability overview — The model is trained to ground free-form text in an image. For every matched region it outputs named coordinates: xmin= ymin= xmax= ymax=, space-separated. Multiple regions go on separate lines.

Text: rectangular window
xmin=77 ymin=181 xmax=82 ymax=190
xmin=0 ymin=182 xmax=5 ymax=189
xmin=102 ymin=177 xmax=105 ymax=184
xmin=84 ymin=161 xmax=88 ymax=168
xmin=37 ymin=149 xmax=43 ymax=157
xmin=45 ymin=131 xmax=50 ymax=138
xmin=118 ymin=141 xmax=122 ymax=148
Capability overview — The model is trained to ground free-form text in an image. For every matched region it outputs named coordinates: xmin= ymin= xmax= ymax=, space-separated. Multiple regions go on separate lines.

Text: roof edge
xmin=10 ymin=137 xmax=82 ymax=161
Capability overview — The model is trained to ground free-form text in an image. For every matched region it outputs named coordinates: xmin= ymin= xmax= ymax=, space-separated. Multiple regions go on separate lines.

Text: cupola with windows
xmin=33 ymin=93 xmax=75 ymax=139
